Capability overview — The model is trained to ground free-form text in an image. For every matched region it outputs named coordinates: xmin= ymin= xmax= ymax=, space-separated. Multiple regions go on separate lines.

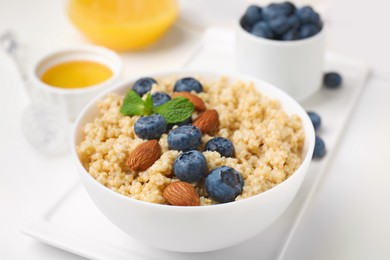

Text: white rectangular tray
xmin=22 ymin=28 xmax=370 ymax=260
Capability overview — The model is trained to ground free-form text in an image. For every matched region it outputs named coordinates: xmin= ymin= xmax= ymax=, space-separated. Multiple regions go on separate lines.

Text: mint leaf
xmin=144 ymin=92 xmax=154 ymax=115
xmin=120 ymin=90 xmax=145 ymax=116
xmin=153 ymin=97 xmax=194 ymax=124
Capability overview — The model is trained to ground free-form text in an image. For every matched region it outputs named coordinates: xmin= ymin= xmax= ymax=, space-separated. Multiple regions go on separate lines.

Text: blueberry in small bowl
xmin=240 ymin=2 xmax=323 ymax=41
xmin=237 ymin=2 xmax=326 ymax=101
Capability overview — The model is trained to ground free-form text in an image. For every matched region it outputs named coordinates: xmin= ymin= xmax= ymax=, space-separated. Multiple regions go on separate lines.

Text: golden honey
xmin=41 ymin=61 xmax=113 ymax=89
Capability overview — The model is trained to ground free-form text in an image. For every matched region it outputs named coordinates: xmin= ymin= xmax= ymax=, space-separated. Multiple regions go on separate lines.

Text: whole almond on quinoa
xmin=126 ymin=140 xmax=161 ymax=172
xmin=163 ymin=181 xmax=200 ymax=206
xmin=193 ymin=109 xmax=219 ymax=134
xmin=172 ymin=92 xmax=206 ymax=111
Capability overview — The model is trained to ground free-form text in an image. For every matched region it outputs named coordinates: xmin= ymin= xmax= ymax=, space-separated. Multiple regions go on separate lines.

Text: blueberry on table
xmin=313 ymin=136 xmax=326 ymax=160
xmin=324 ymin=72 xmax=342 ymax=88
xmin=242 ymin=5 xmax=262 ymax=28
xmin=134 ymin=114 xmax=167 ymax=140
xmin=132 ymin=77 xmax=157 ymax=97
xmin=168 ymin=125 xmax=202 ymax=151
xmin=151 ymin=92 xmax=171 ymax=107
xmin=173 ymin=77 xmax=203 ymax=93
xmin=205 ymin=166 xmax=244 ymax=203
xmin=298 ymin=24 xmax=320 ymax=39
xmin=173 ymin=150 xmax=208 ymax=183
xmin=205 ymin=137 xmax=235 ymax=158
xmin=307 ymin=111 xmax=321 ymax=131
xmin=251 ymin=21 xmax=274 ymax=39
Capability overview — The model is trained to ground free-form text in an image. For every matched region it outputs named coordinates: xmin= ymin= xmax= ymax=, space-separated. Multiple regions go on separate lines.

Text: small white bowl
xmin=236 ymin=20 xmax=325 ymax=101
xmin=30 ymin=46 xmax=123 ymax=120
xmin=72 ymin=70 xmax=315 ymax=252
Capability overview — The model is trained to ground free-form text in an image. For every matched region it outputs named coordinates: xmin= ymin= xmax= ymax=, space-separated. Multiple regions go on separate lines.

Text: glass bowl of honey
xmin=30 ymin=45 xmax=123 ymax=120
xmin=67 ymin=0 xmax=179 ymax=51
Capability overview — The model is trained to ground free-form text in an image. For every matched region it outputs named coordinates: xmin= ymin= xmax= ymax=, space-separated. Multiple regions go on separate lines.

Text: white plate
xmin=22 ymin=28 xmax=370 ymax=260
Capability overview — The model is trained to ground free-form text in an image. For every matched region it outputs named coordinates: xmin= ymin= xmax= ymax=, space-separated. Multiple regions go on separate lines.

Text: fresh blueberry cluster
xmin=127 ymin=76 xmax=244 ymax=204
xmin=241 ymin=2 xmax=323 ymax=41
xmin=306 ymin=110 xmax=326 ymax=160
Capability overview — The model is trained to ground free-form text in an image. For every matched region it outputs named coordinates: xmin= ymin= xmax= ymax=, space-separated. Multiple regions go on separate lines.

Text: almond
xmin=126 ymin=140 xmax=161 ymax=172
xmin=193 ymin=109 xmax=219 ymax=134
xmin=163 ymin=181 xmax=200 ymax=206
xmin=172 ymin=92 xmax=206 ymax=111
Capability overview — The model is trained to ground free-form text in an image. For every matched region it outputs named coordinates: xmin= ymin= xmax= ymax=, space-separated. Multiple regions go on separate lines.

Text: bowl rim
xmin=72 ymin=68 xmax=315 ymax=211
xmin=29 ymin=45 xmax=123 ymax=95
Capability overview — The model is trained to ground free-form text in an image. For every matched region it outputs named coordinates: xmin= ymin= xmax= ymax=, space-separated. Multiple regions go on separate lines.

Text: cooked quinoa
xmin=77 ymin=76 xmax=304 ymax=205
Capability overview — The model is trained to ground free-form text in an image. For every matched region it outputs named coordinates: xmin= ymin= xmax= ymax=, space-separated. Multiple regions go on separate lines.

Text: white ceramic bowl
xmin=30 ymin=45 xmax=123 ymax=120
xmin=72 ymin=70 xmax=315 ymax=252
xmin=236 ymin=19 xmax=325 ymax=101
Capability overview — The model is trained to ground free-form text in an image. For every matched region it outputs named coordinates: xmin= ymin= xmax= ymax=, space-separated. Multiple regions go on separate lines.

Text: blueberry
xmin=296 ymin=6 xmax=321 ymax=25
xmin=307 ymin=111 xmax=321 ymax=131
xmin=132 ymin=77 xmax=157 ymax=97
xmin=298 ymin=24 xmax=320 ymax=39
xmin=262 ymin=4 xmax=283 ymax=21
xmin=313 ymin=136 xmax=326 ymax=160
xmin=205 ymin=166 xmax=244 ymax=203
xmin=152 ymin=92 xmax=171 ymax=107
xmin=168 ymin=125 xmax=202 ymax=151
xmin=286 ymin=15 xmax=301 ymax=31
xmin=269 ymin=15 xmax=290 ymax=36
xmin=205 ymin=137 xmax=235 ymax=158
xmin=281 ymin=29 xmax=299 ymax=41
xmin=173 ymin=77 xmax=203 ymax=93
xmin=241 ymin=19 xmax=252 ymax=32
xmin=134 ymin=114 xmax=167 ymax=140
xmin=173 ymin=150 xmax=207 ymax=183
xmin=324 ymin=72 xmax=342 ymax=88
xmin=263 ymin=2 xmax=293 ymax=21
xmin=251 ymin=21 xmax=274 ymax=39
xmin=242 ymin=5 xmax=262 ymax=28
xmin=167 ymin=116 xmax=192 ymax=130
xmin=280 ymin=2 xmax=296 ymax=15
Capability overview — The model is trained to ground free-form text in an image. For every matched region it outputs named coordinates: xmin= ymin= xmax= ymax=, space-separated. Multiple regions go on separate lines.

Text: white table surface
xmin=1 ymin=0 xmax=390 ymax=259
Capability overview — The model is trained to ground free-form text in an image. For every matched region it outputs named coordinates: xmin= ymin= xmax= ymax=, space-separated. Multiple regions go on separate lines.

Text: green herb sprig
xmin=120 ymin=90 xmax=194 ymax=124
